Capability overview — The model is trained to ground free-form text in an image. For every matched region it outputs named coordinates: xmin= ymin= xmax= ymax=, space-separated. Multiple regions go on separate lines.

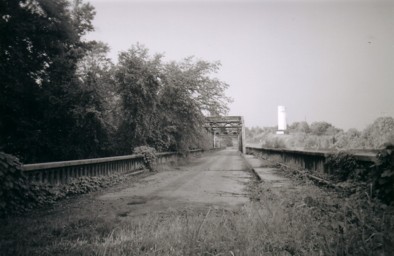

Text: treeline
xmin=246 ymin=116 xmax=394 ymax=150
xmin=0 ymin=0 xmax=230 ymax=163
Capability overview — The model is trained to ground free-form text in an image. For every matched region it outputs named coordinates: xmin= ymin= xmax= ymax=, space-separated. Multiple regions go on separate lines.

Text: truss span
xmin=204 ymin=116 xmax=245 ymax=153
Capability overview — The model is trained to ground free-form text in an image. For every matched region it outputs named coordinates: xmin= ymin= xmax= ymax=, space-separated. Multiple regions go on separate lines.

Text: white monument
xmin=276 ymin=105 xmax=287 ymax=135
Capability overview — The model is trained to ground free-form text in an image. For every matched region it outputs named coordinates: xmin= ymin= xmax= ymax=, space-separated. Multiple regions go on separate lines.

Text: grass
xmin=0 ymin=170 xmax=393 ymax=255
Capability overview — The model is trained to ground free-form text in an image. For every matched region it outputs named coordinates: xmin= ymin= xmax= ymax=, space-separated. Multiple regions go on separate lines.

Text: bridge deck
xmin=98 ymin=148 xmax=251 ymax=217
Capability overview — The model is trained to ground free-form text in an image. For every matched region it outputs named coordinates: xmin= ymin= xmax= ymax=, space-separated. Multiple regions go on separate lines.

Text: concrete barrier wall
xmin=246 ymin=147 xmax=377 ymax=175
xmin=22 ymin=150 xmax=203 ymax=185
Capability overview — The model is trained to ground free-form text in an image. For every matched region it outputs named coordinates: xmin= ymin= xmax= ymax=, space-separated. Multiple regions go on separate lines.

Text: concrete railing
xmin=22 ymin=150 xmax=203 ymax=185
xmin=245 ymin=147 xmax=378 ymax=175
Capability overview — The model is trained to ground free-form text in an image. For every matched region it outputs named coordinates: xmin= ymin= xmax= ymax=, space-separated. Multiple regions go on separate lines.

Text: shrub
xmin=260 ymin=134 xmax=287 ymax=149
xmin=133 ymin=146 xmax=157 ymax=171
xmin=373 ymin=144 xmax=394 ymax=204
xmin=0 ymin=152 xmax=54 ymax=216
xmin=304 ymin=136 xmax=319 ymax=149
xmin=57 ymin=175 xmax=127 ymax=197
xmin=325 ymin=146 xmax=394 ymax=204
xmin=0 ymin=152 xmax=137 ymax=217
xmin=325 ymin=152 xmax=359 ymax=181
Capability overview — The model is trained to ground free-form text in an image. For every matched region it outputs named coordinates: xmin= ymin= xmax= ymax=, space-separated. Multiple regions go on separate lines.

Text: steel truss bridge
xmin=204 ymin=116 xmax=245 ymax=153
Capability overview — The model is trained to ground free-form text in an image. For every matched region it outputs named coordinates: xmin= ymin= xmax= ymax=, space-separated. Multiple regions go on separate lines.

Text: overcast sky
xmin=85 ymin=0 xmax=394 ymax=130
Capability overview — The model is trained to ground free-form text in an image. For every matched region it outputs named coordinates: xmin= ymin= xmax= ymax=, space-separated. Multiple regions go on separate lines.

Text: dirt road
xmin=97 ymin=148 xmax=251 ymax=217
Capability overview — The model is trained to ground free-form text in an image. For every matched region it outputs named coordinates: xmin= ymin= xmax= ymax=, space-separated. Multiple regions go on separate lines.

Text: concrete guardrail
xmin=245 ymin=147 xmax=378 ymax=175
xmin=22 ymin=149 xmax=203 ymax=184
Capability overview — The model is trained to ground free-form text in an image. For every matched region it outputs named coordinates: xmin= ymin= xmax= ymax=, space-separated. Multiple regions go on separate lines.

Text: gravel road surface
xmin=97 ymin=148 xmax=251 ymax=217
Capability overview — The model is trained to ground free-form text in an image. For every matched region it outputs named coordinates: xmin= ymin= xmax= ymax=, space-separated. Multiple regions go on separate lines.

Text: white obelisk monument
xmin=276 ymin=105 xmax=287 ymax=135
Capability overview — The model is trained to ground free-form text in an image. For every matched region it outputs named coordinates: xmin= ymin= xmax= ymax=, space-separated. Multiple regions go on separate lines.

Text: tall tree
xmin=113 ymin=45 xmax=231 ymax=153
xmin=159 ymin=57 xmax=231 ymax=151
xmin=0 ymin=0 xmax=98 ymax=162
xmin=74 ymin=41 xmax=118 ymax=155
xmin=164 ymin=58 xmax=231 ymax=116
xmin=114 ymin=44 xmax=163 ymax=153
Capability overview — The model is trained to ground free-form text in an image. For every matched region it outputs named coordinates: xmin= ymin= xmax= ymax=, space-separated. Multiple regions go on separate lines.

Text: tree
xmin=310 ymin=122 xmax=337 ymax=136
xmin=362 ymin=117 xmax=394 ymax=148
xmin=75 ymin=41 xmax=119 ymax=152
xmin=114 ymin=44 xmax=163 ymax=153
xmin=1 ymin=3 xmax=231 ymax=161
xmin=288 ymin=121 xmax=310 ymax=133
xmin=113 ymin=45 xmax=231 ymax=153
xmin=70 ymin=0 xmax=95 ymax=37
xmin=164 ymin=57 xmax=231 ymax=116
xmin=0 ymin=0 xmax=98 ymax=162
xmin=160 ymin=57 xmax=231 ymax=151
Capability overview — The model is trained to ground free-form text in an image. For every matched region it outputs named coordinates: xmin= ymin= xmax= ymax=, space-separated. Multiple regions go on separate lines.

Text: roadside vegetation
xmin=1 ymin=165 xmax=392 ymax=256
xmin=246 ymin=116 xmax=394 ymax=150
xmin=1 ymin=1 xmax=393 ymax=255
xmin=0 ymin=151 xmax=151 ymax=217
xmin=1 ymin=0 xmax=230 ymax=164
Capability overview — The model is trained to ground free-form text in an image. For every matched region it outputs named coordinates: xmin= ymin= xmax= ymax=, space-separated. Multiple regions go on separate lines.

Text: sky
xmin=85 ymin=0 xmax=394 ymax=131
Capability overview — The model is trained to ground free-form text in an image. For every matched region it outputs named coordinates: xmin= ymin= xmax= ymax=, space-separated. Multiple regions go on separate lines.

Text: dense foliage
xmin=325 ymin=152 xmax=359 ymax=181
xmin=373 ymin=145 xmax=394 ymax=203
xmin=0 ymin=151 xmax=135 ymax=216
xmin=323 ymin=145 xmax=394 ymax=204
xmin=0 ymin=0 xmax=230 ymax=164
xmin=0 ymin=152 xmax=53 ymax=216
xmin=133 ymin=146 xmax=157 ymax=172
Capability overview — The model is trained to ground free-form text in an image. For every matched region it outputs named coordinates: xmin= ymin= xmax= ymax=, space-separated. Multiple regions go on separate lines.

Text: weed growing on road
xmin=1 ymin=171 xmax=393 ymax=255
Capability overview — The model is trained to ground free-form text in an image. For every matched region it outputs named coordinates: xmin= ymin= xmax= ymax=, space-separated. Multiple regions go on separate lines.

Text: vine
xmin=0 ymin=152 xmax=138 ymax=217
xmin=133 ymin=146 xmax=157 ymax=171
xmin=325 ymin=152 xmax=359 ymax=181
xmin=325 ymin=146 xmax=394 ymax=204
xmin=373 ymin=145 xmax=394 ymax=204
xmin=0 ymin=152 xmax=52 ymax=216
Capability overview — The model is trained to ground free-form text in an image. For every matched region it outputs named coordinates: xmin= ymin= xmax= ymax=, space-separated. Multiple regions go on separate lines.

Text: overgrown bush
xmin=325 ymin=152 xmax=359 ymax=181
xmin=0 ymin=152 xmax=139 ymax=217
xmin=325 ymin=147 xmax=394 ymax=204
xmin=133 ymin=146 xmax=157 ymax=171
xmin=304 ymin=135 xmax=320 ymax=149
xmin=373 ymin=145 xmax=394 ymax=204
xmin=261 ymin=135 xmax=287 ymax=149
xmin=0 ymin=152 xmax=54 ymax=217
xmin=56 ymin=175 xmax=127 ymax=197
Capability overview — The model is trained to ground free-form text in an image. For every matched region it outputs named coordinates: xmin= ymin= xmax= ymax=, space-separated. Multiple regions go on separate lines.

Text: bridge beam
xmin=205 ymin=116 xmax=245 ymax=154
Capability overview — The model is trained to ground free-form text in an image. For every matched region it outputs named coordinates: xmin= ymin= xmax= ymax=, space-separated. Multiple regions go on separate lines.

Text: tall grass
xmin=1 ymin=179 xmax=393 ymax=255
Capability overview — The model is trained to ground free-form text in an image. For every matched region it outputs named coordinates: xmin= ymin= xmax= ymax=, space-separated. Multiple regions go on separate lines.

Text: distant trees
xmin=246 ymin=117 xmax=394 ymax=150
xmin=334 ymin=128 xmax=362 ymax=149
xmin=332 ymin=117 xmax=394 ymax=150
xmin=361 ymin=117 xmax=394 ymax=148
xmin=245 ymin=127 xmax=274 ymax=144
xmin=221 ymin=136 xmax=233 ymax=147
xmin=309 ymin=122 xmax=341 ymax=136
xmin=288 ymin=121 xmax=310 ymax=134
xmin=0 ymin=1 xmax=230 ymax=163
